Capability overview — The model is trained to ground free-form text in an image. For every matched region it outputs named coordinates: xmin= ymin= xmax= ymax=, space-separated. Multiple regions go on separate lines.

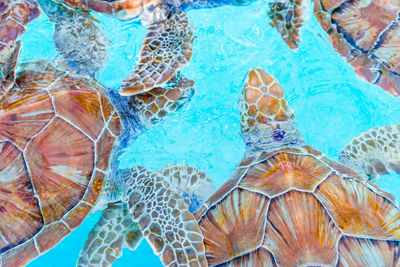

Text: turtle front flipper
xmin=0 ymin=0 xmax=40 ymax=93
xmin=268 ymin=0 xmax=310 ymax=50
xmin=119 ymin=8 xmax=194 ymax=96
xmin=77 ymin=201 xmax=143 ymax=266
xmin=37 ymin=0 xmax=109 ymax=75
xmin=339 ymin=125 xmax=400 ymax=180
xmin=130 ymin=72 xmax=195 ymax=127
xmin=122 ymin=166 xmax=207 ymax=266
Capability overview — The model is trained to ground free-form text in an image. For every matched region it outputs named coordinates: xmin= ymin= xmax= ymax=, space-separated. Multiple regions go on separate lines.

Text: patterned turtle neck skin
xmin=241 ymin=122 xmax=306 ymax=158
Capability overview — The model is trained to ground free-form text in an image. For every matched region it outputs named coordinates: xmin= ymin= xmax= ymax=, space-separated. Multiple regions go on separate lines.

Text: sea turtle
xmin=31 ymin=0 xmax=255 ymax=96
xmin=339 ymin=124 xmax=400 ymax=181
xmin=78 ymin=67 xmax=400 ymax=266
xmin=192 ymin=68 xmax=400 ymax=266
xmin=267 ymin=0 xmax=400 ymax=97
xmin=0 ymin=2 xmax=209 ymax=266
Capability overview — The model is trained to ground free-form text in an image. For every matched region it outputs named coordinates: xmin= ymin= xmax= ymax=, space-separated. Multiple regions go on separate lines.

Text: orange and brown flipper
xmin=0 ymin=0 xmax=40 ymax=52
xmin=0 ymin=0 xmax=39 ymax=93
xmin=129 ymin=73 xmax=195 ymax=125
xmin=119 ymin=9 xmax=194 ymax=96
xmin=268 ymin=0 xmax=310 ymax=49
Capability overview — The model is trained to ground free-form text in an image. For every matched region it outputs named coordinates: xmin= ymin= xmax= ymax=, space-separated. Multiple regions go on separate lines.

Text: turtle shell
xmin=61 ymin=0 xmax=161 ymax=20
xmin=0 ymin=63 xmax=120 ymax=266
xmin=195 ymin=146 xmax=400 ymax=266
xmin=314 ymin=0 xmax=400 ymax=97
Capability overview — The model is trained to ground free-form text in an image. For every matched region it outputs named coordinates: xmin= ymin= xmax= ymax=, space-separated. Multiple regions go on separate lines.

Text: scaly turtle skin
xmin=193 ymin=68 xmax=400 ymax=266
xmin=268 ymin=0 xmax=400 ymax=97
xmin=78 ymin=164 xmax=215 ymax=266
xmin=0 ymin=2 xmax=203 ymax=266
xmin=34 ymin=0 xmax=255 ymax=96
xmin=340 ymin=124 xmax=400 ymax=180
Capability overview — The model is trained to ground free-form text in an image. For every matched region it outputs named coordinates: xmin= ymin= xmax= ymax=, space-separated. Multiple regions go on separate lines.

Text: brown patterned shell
xmin=61 ymin=0 xmax=162 ymax=20
xmin=0 ymin=63 xmax=120 ymax=266
xmin=195 ymin=146 xmax=400 ymax=266
xmin=314 ymin=0 xmax=400 ymax=97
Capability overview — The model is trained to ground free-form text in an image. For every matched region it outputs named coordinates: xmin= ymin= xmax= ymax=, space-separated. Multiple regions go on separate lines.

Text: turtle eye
xmin=273 ymin=129 xmax=285 ymax=141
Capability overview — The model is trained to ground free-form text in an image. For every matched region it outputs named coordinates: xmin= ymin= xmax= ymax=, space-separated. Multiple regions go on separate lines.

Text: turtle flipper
xmin=0 ymin=0 xmax=40 ymax=93
xmin=119 ymin=9 xmax=194 ymax=96
xmin=339 ymin=125 xmax=400 ymax=180
xmin=122 ymin=167 xmax=207 ymax=266
xmin=77 ymin=201 xmax=143 ymax=267
xmin=38 ymin=0 xmax=109 ymax=75
xmin=267 ymin=0 xmax=310 ymax=49
xmin=0 ymin=41 xmax=21 ymax=93
xmin=160 ymin=164 xmax=215 ymax=213
xmin=129 ymin=73 xmax=195 ymax=127
xmin=0 ymin=0 xmax=40 ymax=54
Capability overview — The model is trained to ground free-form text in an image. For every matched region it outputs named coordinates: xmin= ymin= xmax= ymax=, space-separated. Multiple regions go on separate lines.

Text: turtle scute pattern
xmin=339 ymin=124 xmax=400 ymax=180
xmin=195 ymin=146 xmax=400 ymax=266
xmin=0 ymin=63 xmax=119 ymax=266
xmin=123 ymin=167 xmax=207 ymax=267
xmin=268 ymin=0 xmax=400 ymax=96
xmin=314 ymin=0 xmax=400 ymax=97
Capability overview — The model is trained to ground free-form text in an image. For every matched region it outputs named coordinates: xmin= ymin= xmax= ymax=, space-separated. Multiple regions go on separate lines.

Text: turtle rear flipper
xmin=0 ymin=41 xmax=21 ymax=93
xmin=268 ymin=0 xmax=310 ymax=50
xmin=37 ymin=0 xmax=109 ymax=75
xmin=339 ymin=125 xmax=400 ymax=180
xmin=77 ymin=201 xmax=143 ymax=267
xmin=119 ymin=8 xmax=194 ymax=96
xmin=160 ymin=164 xmax=215 ymax=213
xmin=123 ymin=166 xmax=207 ymax=266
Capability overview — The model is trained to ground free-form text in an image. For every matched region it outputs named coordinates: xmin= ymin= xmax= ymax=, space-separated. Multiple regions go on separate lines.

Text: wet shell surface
xmin=0 ymin=63 xmax=120 ymax=266
xmin=195 ymin=146 xmax=400 ymax=266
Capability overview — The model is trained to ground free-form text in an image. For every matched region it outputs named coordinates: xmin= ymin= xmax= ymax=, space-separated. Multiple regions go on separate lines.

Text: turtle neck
xmin=242 ymin=123 xmax=307 ymax=158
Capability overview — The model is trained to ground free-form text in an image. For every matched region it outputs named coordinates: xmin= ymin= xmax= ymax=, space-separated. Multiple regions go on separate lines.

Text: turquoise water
xmin=21 ymin=0 xmax=400 ymax=266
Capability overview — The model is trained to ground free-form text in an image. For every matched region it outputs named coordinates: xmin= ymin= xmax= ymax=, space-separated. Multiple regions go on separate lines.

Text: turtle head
xmin=238 ymin=68 xmax=304 ymax=154
xmin=130 ymin=74 xmax=195 ymax=129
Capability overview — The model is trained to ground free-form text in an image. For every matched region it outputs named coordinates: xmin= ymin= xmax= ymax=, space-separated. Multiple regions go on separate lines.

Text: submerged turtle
xmin=267 ymin=0 xmax=400 ymax=97
xmin=0 ymin=2 xmax=209 ymax=266
xmin=32 ymin=0 xmax=255 ymax=95
xmin=78 ymin=68 xmax=400 ymax=266
xmin=340 ymin=124 xmax=400 ymax=181
xmin=192 ymin=68 xmax=400 ymax=266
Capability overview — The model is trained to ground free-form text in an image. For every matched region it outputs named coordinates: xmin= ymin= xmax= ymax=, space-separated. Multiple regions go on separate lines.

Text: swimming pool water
xmin=22 ymin=0 xmax=400 ymax=266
